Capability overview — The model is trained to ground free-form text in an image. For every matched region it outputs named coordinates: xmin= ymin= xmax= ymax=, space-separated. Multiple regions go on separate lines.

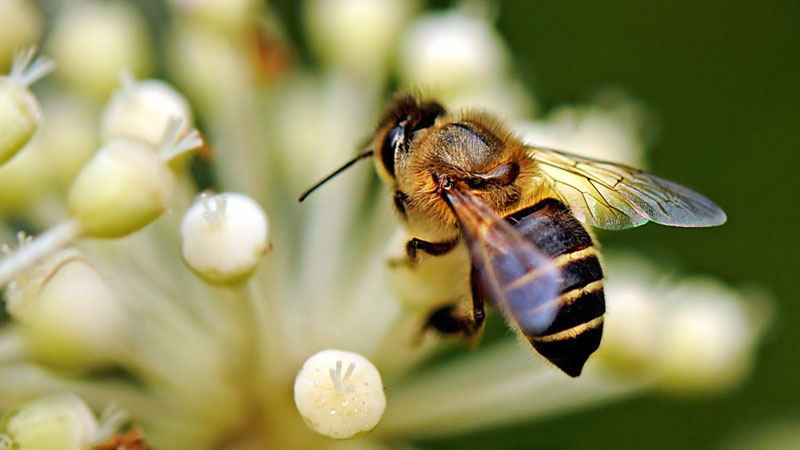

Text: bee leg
xmin=466 ymin=265 xmax=487 ymax=347
xmin=387 ymin=237 xmax=457 ymax=268
xmin=424 ymin=303 xmax=485 ymax=344
xmin=424 ymin=270 xmax=486 ymax=343
xmin=405 ymin=238 xmax=457 ymax=265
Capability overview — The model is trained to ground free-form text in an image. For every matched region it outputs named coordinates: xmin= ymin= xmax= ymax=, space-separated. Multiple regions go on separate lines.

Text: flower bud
xmin=101 ymin=75 xmax=193 ymax=146
xmin=67 ymin=138 xmax=173 ymax=238
xmin=4 ymin=249 xmax=127 ymax=370
xmin=170 ymin=0 xmax=260 ymax=33
xmin=166 ymin=22 xmax=247 ymax=111
xmin=67 ymin=120 xmax=202 ymax=238
xmin=656 ymin=280 xmax=761 ymax=392
xmin=304 ymin=0 xmax=416 ymax=77
xmin=294 ymin=349 xmax=386 ymax=439
xmin=398 ymin=11 xmax=509 ymax=97
xmin=1 ymin=394 xmax=98 ymax=450
xmin=0 ymin=0 xmax=43 ymax=73
xmin=180 ymin=192 xmax=269 ymax=284
xmin=516 ymin=92 xmax=649 ymax=168
xmin=46 ymin=0 xmax=152 ymax=101
xmin=0 ymin=48 xmax=53 ymax=166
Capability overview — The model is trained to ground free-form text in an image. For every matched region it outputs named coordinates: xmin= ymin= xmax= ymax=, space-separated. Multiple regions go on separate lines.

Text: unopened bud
xmin=1 ymin=394 xmax=98 ymax=450
xmin=67 ymin=119 xmax=202 ymax=238
xmin=0 ymin=0 xmax=43 ymax=73
xmin=304 ymin=0 xmax=416 ymax=76
xmin=170 ymin=0 xmax=260 ymax=33
xmin=181 ymin=192 xmax=269 ymax=284
xmin=101 ymin=74 xmax=193 ymax=146
xmin=398 ymin=11 xmax=509 ymax=96
xmin=0 ymin=47 xmax=53 ymax=165
xmin=294 ymin=349 xmax=386 ymax=439
xmin=46 ymin=0 xmax=152 ymax=101
xmin=4 ymin=249 xmax=127 ymax=370
xmin=657 ymin=280 xmax=759 ymax=392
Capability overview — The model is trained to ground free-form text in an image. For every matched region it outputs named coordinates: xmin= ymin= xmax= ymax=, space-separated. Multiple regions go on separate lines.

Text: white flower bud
xmin=0 ymin=0 xmax=43 ymax=73
xmin=67 ymin=119 xmax=202 ymax=238
xmin=0 ymin=47 xmax=53 ymax=166
xmin=657 ymin=280 xmax=760 ymax=392
xmin=166 ymin=22 xmax=248 ymax=111
xmin=4 ymin=248 xmax=127 ymax=370
xmin=304 ymin=0 xmax=416 ymax=76
xmin=516 ymin=92 xmax=649 ymax=168
xmin=46 ymin=0 xmax=152 ymax=101
xmin=180 ymin=192 xmax=269 ymax=284
xmin=101 ymin=75 xmax=193 ymax=146
xmin=398 ymin=11 xmax=509 ymax=96
xmin=294 ymin=349 xmax=386 ymax=439
xmin=1 ymin=394 xmax=99 ymax=450
xmin=170 ymin=0 xmax=260 ymax=33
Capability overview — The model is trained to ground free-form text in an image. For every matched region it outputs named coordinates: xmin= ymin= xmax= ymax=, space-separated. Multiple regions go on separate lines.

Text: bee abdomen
xmin=506 ymin=198 xmax=606 ymax=377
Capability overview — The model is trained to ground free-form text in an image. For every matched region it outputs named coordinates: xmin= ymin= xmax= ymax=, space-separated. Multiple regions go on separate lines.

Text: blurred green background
xmin=272 ymin=0 xmax=799 ymax=448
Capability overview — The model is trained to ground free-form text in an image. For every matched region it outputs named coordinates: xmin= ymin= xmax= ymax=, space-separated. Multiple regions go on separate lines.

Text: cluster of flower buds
xmin=597 ymin=253 xmax=769 ymax=392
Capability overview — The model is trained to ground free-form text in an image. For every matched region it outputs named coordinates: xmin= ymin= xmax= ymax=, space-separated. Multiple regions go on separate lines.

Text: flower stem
xmin=378 ymin=340 xmax=647 ymax=438
xmin=0 ymin=220 xmax=82 ymax=288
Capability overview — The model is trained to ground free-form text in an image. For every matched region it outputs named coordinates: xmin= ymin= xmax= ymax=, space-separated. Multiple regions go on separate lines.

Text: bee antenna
xmin=298 ymin=149 xmax=374 ymax=202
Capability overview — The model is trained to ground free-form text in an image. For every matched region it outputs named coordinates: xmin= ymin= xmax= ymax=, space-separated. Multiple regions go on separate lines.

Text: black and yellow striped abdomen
xmin=505 ymin=198 xmax=605 ymax=377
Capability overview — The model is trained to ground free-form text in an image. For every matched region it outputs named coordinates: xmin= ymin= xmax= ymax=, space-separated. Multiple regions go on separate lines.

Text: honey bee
xmin=300 ymin=94 xmax=726 ymax=377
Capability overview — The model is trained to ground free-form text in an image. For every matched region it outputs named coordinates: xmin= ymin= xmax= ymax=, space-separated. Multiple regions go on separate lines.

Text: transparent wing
xmin=442 ymin=186 xmax=563 ymax=335
xmin=530 ymin=146 xmax=727 ymax=229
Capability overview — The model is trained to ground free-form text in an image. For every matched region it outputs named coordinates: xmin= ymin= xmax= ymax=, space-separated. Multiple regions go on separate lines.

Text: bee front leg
xmin=406 ymin=238 xmax=457 ymax=263
xmin=388 ymin=237 xmax=458 ymax=268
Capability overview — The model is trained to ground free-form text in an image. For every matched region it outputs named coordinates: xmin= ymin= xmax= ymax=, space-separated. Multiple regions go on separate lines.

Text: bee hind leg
xmin=424 ymin=281 xmax=486 ymax=347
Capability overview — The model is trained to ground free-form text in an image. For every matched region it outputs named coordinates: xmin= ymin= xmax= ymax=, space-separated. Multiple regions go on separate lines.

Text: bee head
xmin=374 ymin=95 xmax=445 ymax=180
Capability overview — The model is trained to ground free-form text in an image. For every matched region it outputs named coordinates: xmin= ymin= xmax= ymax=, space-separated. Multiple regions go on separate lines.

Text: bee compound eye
xmin=380 ymin=125 xmax=405 ymax=176
xmin=388 ymin=126 xmax=405 ymax=151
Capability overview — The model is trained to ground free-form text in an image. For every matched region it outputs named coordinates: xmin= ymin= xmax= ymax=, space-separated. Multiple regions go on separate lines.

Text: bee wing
xmin=530 ymin=146 xmax=727 ymax=229
xmin=442 ymin=186 xmax=563 ymax=335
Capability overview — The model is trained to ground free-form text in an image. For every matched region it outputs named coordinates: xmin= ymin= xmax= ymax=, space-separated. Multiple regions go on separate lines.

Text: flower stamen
xmin=10 ymin=46 xmax=54 ymax=87
xmin=200 ymin=192 xmax=228 ymax=224
xmin=158 ymin=117 xmax=203 ymax=162
xmin=329 ymin=360 xmax=357 ymax=393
